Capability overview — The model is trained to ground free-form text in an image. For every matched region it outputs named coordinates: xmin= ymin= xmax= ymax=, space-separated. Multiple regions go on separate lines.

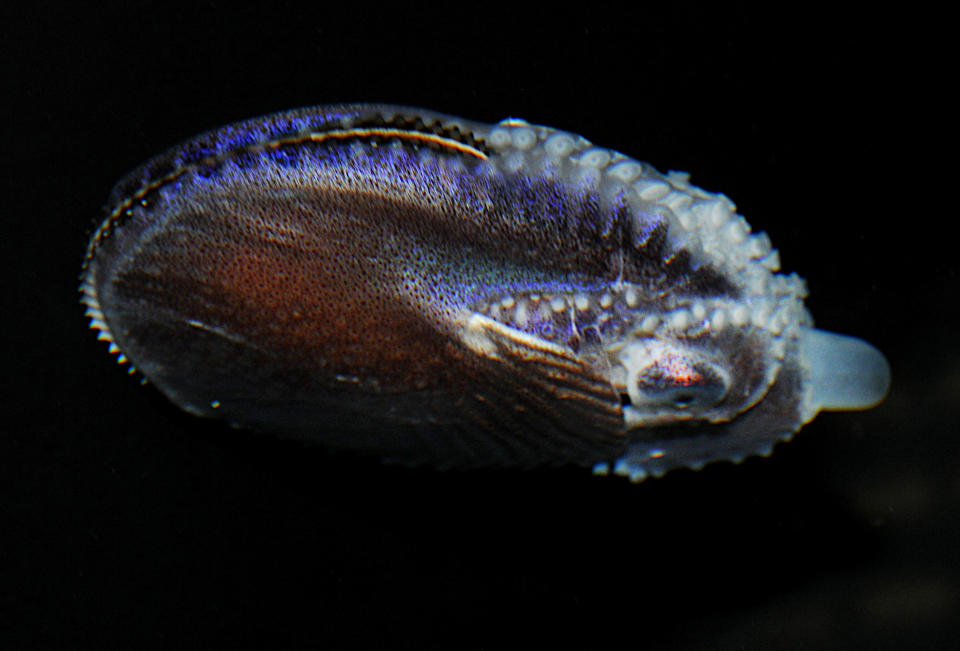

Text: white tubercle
xmin=633 ymin=179 xmax=671 ymax=200
xmin=544 ymin=133 xmax=575 ymax=157
xmin=579 ymin=148 xmax=611 ymax=169
xmin=511 ymin=127 xmax=537 ymax=150
xmin=487 ymin=127 xmax=512 ymax=149
xmin=481 ymin=119 xmax=810 ymax=332
xmin=608 ymin=160 xmax=643 ymax=182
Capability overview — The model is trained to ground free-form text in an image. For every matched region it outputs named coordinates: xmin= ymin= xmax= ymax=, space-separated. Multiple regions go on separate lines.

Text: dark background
xmin=3 ymin=3 xmax=955 ymax=649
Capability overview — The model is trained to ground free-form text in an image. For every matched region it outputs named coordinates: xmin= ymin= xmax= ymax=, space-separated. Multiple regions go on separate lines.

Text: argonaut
xmin=81 ymin=104 xmax=890 ymax=481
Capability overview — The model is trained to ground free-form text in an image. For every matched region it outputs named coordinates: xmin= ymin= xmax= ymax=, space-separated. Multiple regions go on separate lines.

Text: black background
xmin=4 ymin=3 xmax=955 ymax=650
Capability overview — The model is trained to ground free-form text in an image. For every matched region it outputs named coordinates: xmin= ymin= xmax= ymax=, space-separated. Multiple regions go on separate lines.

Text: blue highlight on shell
xmin=81 ymin=104 xmax=890 ymax=480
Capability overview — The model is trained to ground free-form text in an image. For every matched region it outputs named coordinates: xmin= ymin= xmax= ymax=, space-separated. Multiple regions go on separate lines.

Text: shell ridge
xmin=81 ymin=104 xmax=889 ymax=477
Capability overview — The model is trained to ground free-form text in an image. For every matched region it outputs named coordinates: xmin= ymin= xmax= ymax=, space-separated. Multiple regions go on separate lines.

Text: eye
xmin=624 ymin=348 xmax=729 ymax=414
xmin=635 ymin=362 xmax=727 ymax=411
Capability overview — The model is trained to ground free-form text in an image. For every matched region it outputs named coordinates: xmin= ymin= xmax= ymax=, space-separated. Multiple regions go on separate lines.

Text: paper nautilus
xmin=81 ymin=104 xmax=890 ymax=481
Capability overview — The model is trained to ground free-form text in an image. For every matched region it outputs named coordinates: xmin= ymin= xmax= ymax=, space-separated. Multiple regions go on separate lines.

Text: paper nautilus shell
xmin=81 ymin=104 xmax=890 ymax=480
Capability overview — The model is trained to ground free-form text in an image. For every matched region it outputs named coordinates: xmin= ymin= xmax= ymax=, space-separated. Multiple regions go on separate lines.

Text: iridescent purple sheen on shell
xmin=81 ymin=104 xmax=890 ymax=480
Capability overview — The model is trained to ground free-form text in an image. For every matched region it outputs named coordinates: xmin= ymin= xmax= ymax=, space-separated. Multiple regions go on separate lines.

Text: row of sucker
xmin=476 ymin=117 xmax=814 ymax=480
xmin=473 ymin=123 xmax=806 ymax=347
xmin=480 ymin=117 xmax=808 ymax=316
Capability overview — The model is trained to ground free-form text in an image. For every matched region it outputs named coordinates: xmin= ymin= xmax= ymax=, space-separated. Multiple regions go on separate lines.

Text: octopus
xmin=80 ymin=104 xmax=890 ymax=480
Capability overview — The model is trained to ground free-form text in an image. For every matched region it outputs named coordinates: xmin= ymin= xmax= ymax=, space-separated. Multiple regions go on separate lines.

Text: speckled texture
xmin=81 ymin=104 xmax=888 ymax=477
